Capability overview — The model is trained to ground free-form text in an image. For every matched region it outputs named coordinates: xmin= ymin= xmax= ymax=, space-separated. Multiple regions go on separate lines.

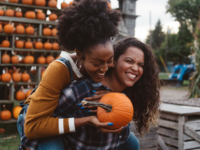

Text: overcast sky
xmin=57 ymin=0 xmax=180 ymax=42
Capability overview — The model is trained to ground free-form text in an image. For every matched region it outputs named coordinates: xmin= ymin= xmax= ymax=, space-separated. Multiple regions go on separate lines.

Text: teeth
xmin=97 ymin=73 xmax=105 ymax=76
xmin=126 ymin=73 xmax=136 ymax=78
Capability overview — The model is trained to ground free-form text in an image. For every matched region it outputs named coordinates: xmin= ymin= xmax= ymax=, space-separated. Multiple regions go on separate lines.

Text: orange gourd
xmin=21 ymin=70 xmax=30 ymax=82
xmin=9 ymin=0 xmax=18 ymax=3
xmin=13 ymin=106 xmax=22 ymax=119
xmin=44 ymin=40 xmax=52 ymax=50
xmin=5 ymin=9 xmax=14 ymax=17
xmin=43 ymin=27 xmax=51 ymax=36
xmin=4 ymin=22 xmax=14 ymax=34
xmin=0 ymin=9 xmax=4 ymax=16
xmin=0 ymin=128 xmax=5 ymax=134
xmin=25 ymin=25 xmax=34 ymax=35
xmin=82 ymin=93 xmax=134 ymax=129
xmin=68 ymin=1 xmax=73 ymax=6
xmin=37 ymin=10 xmax=45 ymax=20
xmin=15 ymin=8 xmax=23 ymax=17
xmin=26 ymin=87 xmax=33 ymax=98
xmin=25 ymin=38 xmax=33 ymax=49
xmin=16 ymin=89 xmax=26 ymax=101
xmin=2 ymin=68 xmax=11 ymax=82
xmin=16 ymin=40 xmax=24 ymax=48
xmin=25 ymin=11 xmax=36 ymax=19
xmin=22 ymin=0 xmax=33 ymax=5
xmin=51 ymin=28 xmax=57 ymax=36
xmin=24 ymin=54 xmax=34 ymax=64
xmin=0 ymin=24 xmax=2 ymax=33
xmin=48 ymin=0 xmax=57 ymax=8
xmin=16 ymin=24 xmax=25 ymax=34
xmin=49 ymin=13 xmax=58 ymax=21
xmin=11 ymin=55 xmax=19 ymax=64
xmin=37 ymin=54 xmax=46 ymax=64
xmin=52 ymin=42 xmax=59 ymax=50
xmin=0 ymin=105 xmax=11 ymax=121
xmin=12 ymin=68 xmax=21 ymax=82
xmin=2 ymin=37 xmax=10 ymax=47
xmin=34 ymin=40 xmax=43 ymax=49
xmin=35 ymin=0 xmax=46 ymax=6
xmin=1 ymin=51 xmax=10 ymax=63
xmin=61 ymin=1 xmax=68 ymax=9
xmin=46 ymin=55 xmax=54 ymax=64
xmin=41 ymin=70 xmax=45 ymax=78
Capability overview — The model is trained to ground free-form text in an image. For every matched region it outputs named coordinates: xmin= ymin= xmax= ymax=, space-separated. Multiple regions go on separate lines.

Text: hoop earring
xmin=75 ymin=59 xmax=82 ymax=71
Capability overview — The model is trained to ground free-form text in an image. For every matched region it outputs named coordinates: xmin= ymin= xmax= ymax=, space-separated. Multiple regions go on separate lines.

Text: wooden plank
xmin=184 ymin=125 xmax=200 ymax=142
xmin=185 ymin=122 xmax=200 ymax=130
xmin=178 ymin=116 xmax=185 ymax=150
xmin=130 ymin=121 xmax=158 ymax=133
xmin=159 ymin=135 xmax=178 ymax=147
xmin=141 ymin=147 xmax=158 ymax=150
xmin=160 ymin=112 xmax=178 ymax=121
xmin=158 ymin=135 xmax=169 ymax=150
xmin=184 ymin=141 xmax=200 ymax=149
xmin=183 ymin=134 xmax=193 ymax=141
xmin=158 ymin=127 xmax=178 ymax=139
xmin=140 ymin=140 xmax=158 ymax=149
xmin=159 ymin=119 xmax=178 ymax=130
xmin=167 ymin=145 xmax=178 ymax=150
xmin=134 ymin=132 xmax=158 ymax=141
xmin=160 ymin=103 xmax=200 ymax=115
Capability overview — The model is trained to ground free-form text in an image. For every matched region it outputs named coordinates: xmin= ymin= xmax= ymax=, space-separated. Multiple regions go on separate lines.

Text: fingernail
xmin=88 ymin=111 xmax=91 ymax=113
xmin=92 ymin=90 xmax=96 ymax=93
xmin=122 ymin=126 xmax=125 ymax=129
xmin=108 ymin=123 xmax=113 ymax=126
xmin=127 ymin=123 xmax=130 ymax=127
xmin=78 ymin=103 xmax=82 ymax=106
xmin=82 ymin=99 xmax=85 ymax=101
xmin=80 ymin=107 xmax=85 ymax=109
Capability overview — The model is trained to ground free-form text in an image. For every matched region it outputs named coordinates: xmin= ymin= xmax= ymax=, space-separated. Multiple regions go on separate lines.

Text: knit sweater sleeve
xmin=24 ymin=61 xmax=75 ymax=139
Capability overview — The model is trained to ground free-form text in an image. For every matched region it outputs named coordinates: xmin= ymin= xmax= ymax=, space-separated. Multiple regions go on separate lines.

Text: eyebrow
xmin=91 ymin=55 xmax=114 ymax=61
xmin=126 ymin=57 xmax=144 ymax=64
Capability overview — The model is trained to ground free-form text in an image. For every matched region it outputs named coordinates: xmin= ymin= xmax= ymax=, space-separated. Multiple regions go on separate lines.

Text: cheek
xmin=139 ymin=68 xmax=144 ymax=76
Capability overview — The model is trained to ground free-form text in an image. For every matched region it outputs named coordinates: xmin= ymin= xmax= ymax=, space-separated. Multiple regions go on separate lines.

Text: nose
xmin=100 ymin=64 xmax=109 ymax=72
xmin=132 ymin=64 xmax=138 ymax=71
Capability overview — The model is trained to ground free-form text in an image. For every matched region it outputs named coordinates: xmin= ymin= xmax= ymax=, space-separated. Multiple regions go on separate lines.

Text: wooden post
xmin=178 ymin=115 xmax=185 ymax=150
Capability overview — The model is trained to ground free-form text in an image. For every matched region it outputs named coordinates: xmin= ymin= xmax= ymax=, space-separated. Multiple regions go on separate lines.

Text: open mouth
xmin=96 ymin=72 xmax=105 ymax=79
xmin=126 ymin=72 xmax=137 ymax=80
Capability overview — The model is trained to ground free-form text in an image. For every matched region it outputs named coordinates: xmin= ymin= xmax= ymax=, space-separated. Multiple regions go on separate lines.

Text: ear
xmin=76 ymin=49 xmax=83 ymax=60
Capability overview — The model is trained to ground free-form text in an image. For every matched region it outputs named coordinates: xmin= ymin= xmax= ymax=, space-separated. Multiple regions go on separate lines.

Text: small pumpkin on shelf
xmin=24 ymin=53 xmax=34 ymax=64
xmin=37 ymin=54 xmax=46 ymax=64
xmin=48 ymin=0 xmax=57 ymax=8
xmin=25 ymin=11 xmax=36 ymax=19
xmin=51 ymin=28 xmax=57 ymax=36
xmin=2 ymin=68 xmax=11 ymax=82
xmin=12 ymin=68 xmax=21 ymax=82
xmin=15 ymin=7 xmax=23 ymax=18
xmin=4 ymin=21 xmax=14 ymax=34
xmin=35 ymin=0 xmax=46 ymax=6
xmin=61 ymin=0 xmax=68 ymax=9
xmin=16 ymin=24 xmax=25 ymax=34
xmin=44 ymin=40 xmax=52 ymax=50
xmin=22 ymin=0 xmax=33 ymax=5
xmin=1 ymin=51 xmax=10 ymax=64
xmin=0 ymin=24 xmax=2 ymax=33
xmin=34 ymin=39 xmax=43 ymax=49
xmin=9 ymin=0 xmax=19 ymax=3
xmin=16 ymin=87 xmax=26 ymax=101
xmin=25 ymin=24 xmax=34 ymax=35
xmin=46 ymin=54 xmax=54 ymax=64
xmin=25 ymin=38 xmax=33 ymax=49
xmin=5 ymin=9 xmax=14 ymax=17
xmin=41 ymin=70 xmax=45 ymax=78
xmin=37 ymin=9 xmax=45 ymax=20
xmin=0 ymin=105 xmax=12 ymax=121
xmin=52 ymin=41 xmax=59 ymax=50
xmin=26 ymin=86 xmax=33 ymax=98
xmin=15 ymin=39 xmax=24 ymax=48
xmin=1 ymin=37 xmax=10 ymax=47
xmin=43 ymin=27 xmax=51 ymax=36
xmin=0 ymin=8 xmax=5 ymax=16
xmin=13 ymin=105 xmax=22 ymax=120
xmin=49 ymin=13 xmax=58 ymax=21
xmin=11 ymin=54 xmax=19 ymax=64
xmin=21 ymin=70 xmax=30 ymax=82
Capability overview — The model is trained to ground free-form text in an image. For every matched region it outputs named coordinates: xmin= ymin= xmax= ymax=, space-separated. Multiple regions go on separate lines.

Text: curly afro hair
xmin=57 ymin=0 xmax=121 ymax=52
xmin=113 ymin=37 xmax=161 ymax=135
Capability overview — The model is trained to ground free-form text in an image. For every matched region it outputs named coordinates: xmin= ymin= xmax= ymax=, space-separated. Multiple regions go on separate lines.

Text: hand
xmin=89 ymin=116 xmax=125 ymax=134
xmin=84 ymin=90 xmax=112 ymax=112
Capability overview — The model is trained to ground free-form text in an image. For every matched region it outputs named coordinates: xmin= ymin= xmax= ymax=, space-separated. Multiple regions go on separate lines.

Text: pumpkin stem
xmin=2 ymin=105 xmax=6 ymax=111
xmin=81 ymin=100 xmax=112 ymax=112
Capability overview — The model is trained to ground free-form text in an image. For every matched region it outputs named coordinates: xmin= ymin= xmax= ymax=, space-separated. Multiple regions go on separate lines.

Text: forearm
xmin=75 ymin=116 xmax=91 ymax=128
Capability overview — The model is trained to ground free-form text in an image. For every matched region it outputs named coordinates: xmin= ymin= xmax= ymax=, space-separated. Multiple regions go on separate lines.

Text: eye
xmin=93 ymin=63 xmax=101 ymax=67
xmin=139 ymin=64 xmax=144 ymax=68
xmin=125 ymin=60 xmax=132 ymax=63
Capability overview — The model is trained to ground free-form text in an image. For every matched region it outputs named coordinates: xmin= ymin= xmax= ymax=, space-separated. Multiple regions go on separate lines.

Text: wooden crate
xmin=130 ymin=121 xmax=158 ymax=150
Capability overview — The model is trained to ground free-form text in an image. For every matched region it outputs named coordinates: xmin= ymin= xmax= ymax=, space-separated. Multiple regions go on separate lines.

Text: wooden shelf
xmin=0 ymin=16 xmax=57 ymax=25
xmin=0 ymin=63 xmax=48 ymax=67
xmin=0 ymin=100 xmax=20 ymax=103
xmin=0 ymin=119 xmax=17 ymax=124
xmin=0 ymin=33 xmax=57 ymax=39
xmin=0 ymin=1 xmax=60 ymax=12
xmin=0 ymin=82 xmax=38 ymax=85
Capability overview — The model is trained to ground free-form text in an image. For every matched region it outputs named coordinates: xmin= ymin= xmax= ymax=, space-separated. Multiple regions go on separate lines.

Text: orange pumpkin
xmin=49 ymin=13 xmax=58 ymax=21
xmin=2 ymin=73 xmax=11 ymax=82
xmin=9 ymin=0 xmax=18 ymax=3
xmin=37 ymin=10 xmax=45 ymax=20
xmin=48 ymin=0 xmax=57 ymax=8
xmin=24 ymin=54 xmax=34 ymax=64
xmin=11 ymin=55 xmax=19 ymax=64
xmin=44 ymin=40 xmax=52 ymax=50
xmin=51 ymin=28 xmax=57 ymax=36
xmin=46 ymin=55 xmax=54 ymax=64
xmin=52 ymin=42 xmax=59 ymax=50
xmin=25 ymin=25 xmax=34 ymax=35
xmin=0 ymin=105 xmax=12 ymax=121
xmin=34 ymin=41 xmax=43 ymax=49
xmin=22 ymin=0 xmax=33 ymax=5
xmin=68 ymin=1 xmax=73 ymax=6
xmin=82 ymin=93 xmax=134 ymax=129
xmin=0 ymin=24 xmax=2 ymax=33
xmin=37 ymin=55 xmax=46 ymax=64
xmin=41 ymin=70 xmax=45 ymax=78
xmin=12 ymin=69 xmax=21 ymax=82
xmin=13 ymin=106 xmax=22 ymax=119
xmin=35 ymin=0 xmax=46 ymax=6
xmin=15 ymin=8 xmax=23 ymax=17
xmin=21 ymin=71 xmax=30 ymax=82
xmin=2 ymin=37 xmax=10 ymax=47
xmin=25 ymin=38 xmax=33 ymax=49
xmin=0 ymin=9 xmax=4 ymax=16
xmin=4 ymin=22 xmax=14 ymax=34
xmin=15 ymin=40 xmax=24 ymax=48
xmin=16 ymin=24 xmax=25 ymax=34
xmin=5 ymin=9 xmax=14 ymax=17
xmin=1 ymin=52 xmax=10 ymax=63
xmin=25 ymin=11 xmax=36 ymax=19
xmin=16 ymin=90 xmax=26 ymax=101
xmin=61 ymin=1 xmax=68 ymax=9
xmin=0 ymin=128 xmax=5 ymax=134
xmin=43 ymin=27 xmax=51 ymax=36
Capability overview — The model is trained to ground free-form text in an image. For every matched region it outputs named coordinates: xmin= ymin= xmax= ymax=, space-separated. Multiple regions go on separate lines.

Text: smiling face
xmin=113 ymin=46 xmax=144 ymax=89
xmin=79 ymin=41 xmax=114 ymax=82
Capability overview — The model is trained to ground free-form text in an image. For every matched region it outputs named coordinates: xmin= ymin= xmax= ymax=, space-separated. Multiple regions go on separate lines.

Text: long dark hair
xmin=114 ymin=37 xmax=161 ymax=135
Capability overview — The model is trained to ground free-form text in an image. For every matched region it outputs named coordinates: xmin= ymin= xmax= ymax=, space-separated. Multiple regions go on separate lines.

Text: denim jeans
xmin=119 ymin=132 xmax=139 ymax=150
